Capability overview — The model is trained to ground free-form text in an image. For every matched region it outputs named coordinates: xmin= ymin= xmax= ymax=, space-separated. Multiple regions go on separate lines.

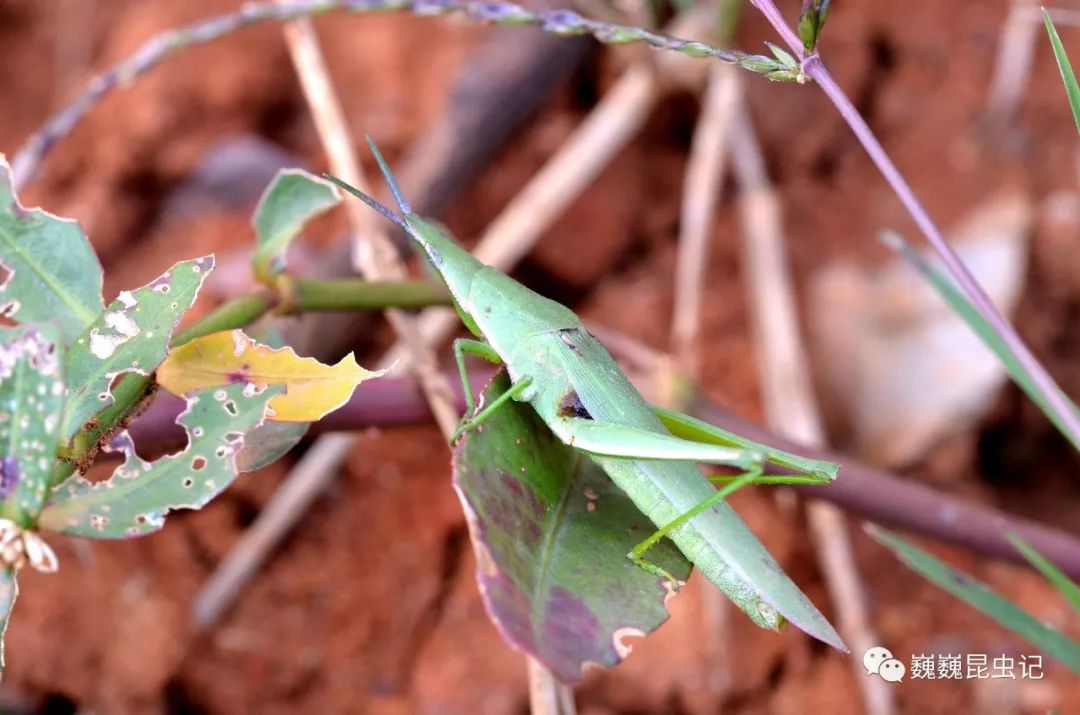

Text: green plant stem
xmin=173 ymin=294 xmax=274 ymax=346
xmin=51 ymin=277 xmax=448 ymax=487
xmin=290 ymin=277 xmax=448 ymax=312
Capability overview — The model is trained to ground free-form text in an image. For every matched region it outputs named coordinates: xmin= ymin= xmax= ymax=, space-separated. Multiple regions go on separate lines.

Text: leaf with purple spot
xmin=59 ymin=256 xmax=214 ymax=441
xmin=452 ymin=370 xmax=690 ymax=683
xmin=231 ymin=325 xmax=308 ymax=472
xmin=250 ymin=169 xmax=340 ymax=284
xmin=38 ymin=381 xmax=280 ymax=539
xmin=0 ymin=326 xmax=64 ymax=526
xmin=0 ymin=156 xmax=104 ymax=344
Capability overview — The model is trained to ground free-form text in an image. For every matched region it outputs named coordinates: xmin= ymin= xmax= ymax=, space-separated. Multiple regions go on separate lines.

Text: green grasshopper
xmin=325 ymin=140 xmax=846 ymax=651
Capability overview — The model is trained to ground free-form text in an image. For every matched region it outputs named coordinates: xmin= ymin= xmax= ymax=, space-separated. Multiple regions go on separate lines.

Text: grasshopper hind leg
xmin=628 ymin=469 xmax=763 ymax=589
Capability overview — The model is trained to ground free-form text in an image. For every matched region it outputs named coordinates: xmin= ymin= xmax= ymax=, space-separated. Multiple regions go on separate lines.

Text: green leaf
xmin=766 ymin=41 xmax=798 ymax=70
xmin=251 ymin=169 xmax=340 ymax=284
xmin=798 ymin=0 xmax=831 ymax=53
xmin=38 ymin=382 xmax=280 ymax=538
xmin=0 ymin=156 xmax=104 ymax=344
xmin=0 ymin=568 xmax=16 ymax=676
xmin=453 ymin=371 xmax=691 ymax=683
xmin=0 ymin=326 xmax=64 ymax=526
xmin=883 ymin=230 xmax=1080 ymax=453
xmin=1008 ymin=533 xmax=1080 ymax=614
xmin=1044 ymin=10 xmax=1080 ymax=135
xmin=61 ymin=257 xmax=213 ymax=441
xmin=869 ymin=525 xmax=1080 ymax=675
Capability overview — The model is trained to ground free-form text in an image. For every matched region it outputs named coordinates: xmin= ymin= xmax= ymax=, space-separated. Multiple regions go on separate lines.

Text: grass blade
xmin=1044 ymin=10 xmax=1080 ymax=135
xmin=882 ymin=230 xmax=1080 ymax=453
xmin=1008 ymin=532 xmax=1080 ymax=614
xmin=868 ymin=525 xmax=1080 ymax=675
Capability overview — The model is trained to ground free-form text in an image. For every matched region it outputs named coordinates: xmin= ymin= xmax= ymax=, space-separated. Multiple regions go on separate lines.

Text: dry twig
xmin=986 ymin=0 xmax=1041 ymax=121
xmin=667 ymin=61 xmax=744 ymax=699
xmin=193 ymin=14 xmax=459 ymax=628
xmin=730 ymin=109 xmax=893 ymax=714
xmin=671 ymin=64 xmax=743 ymax=377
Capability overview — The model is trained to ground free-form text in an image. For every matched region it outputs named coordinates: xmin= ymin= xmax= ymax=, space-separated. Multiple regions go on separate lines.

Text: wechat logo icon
xmin=864 ymin=647 xmax=905 ymax=683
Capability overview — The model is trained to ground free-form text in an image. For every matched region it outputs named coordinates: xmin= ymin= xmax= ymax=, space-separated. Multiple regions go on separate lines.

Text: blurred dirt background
xmin=1 ymin=0 xmax=1080 ymax=712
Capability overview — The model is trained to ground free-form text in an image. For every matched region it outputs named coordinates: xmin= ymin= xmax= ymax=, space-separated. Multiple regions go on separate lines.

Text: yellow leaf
xmin=157 ymin=330 xmax=386 ymax=422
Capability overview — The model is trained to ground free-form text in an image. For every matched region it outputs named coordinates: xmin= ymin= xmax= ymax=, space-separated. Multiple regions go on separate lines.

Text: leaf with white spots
xmin=0 ymin=567 xmax=16 ymax=677
xmin=0 ymin=326 xmax=64 ymax=526
xmin=0 ymin=156 xmax=104 ymax=344
xmin=231 ymin=324 xmax=308 ymax=473
xmin=156 ymin=329 xmax=386 ymax=422
xmin=38 ymin=382 xmax=280 ymax=539
xmin=250 ymin=169 xmax=340 ymax=284
xmin=60 ymin=257 xmax=213 ymax=441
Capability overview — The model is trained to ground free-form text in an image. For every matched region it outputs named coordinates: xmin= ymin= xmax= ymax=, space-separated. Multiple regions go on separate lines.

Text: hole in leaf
xmin=182 ymin=477 xmax=194 ymax=488
xmin=191 ymin=456 xmax=207 ymax=471
xmin=223 ymin=401 xmax=238 ymax=416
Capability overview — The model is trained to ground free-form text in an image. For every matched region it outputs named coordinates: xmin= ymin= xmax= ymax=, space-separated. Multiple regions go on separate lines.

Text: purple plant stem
xmin=747 ymin=0 xmax=1080 ymax=450
xmin=128 ymin=371 xmax=1080 ymax=578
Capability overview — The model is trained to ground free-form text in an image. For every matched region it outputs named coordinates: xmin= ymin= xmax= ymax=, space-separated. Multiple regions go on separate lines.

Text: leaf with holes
xmin=60 ymin=256 xmax=213 ymax=441
xmin=0 ymin=157 xmax=104 ymax=344
xmin=452 ymin=371 xmax=690 ymax=683
xmin=156 ymin=329 xmax=386 ymax=422
xmin=250 ymin=169 xmax=340 ymax=284
xmin=0 ymin=567 xmax=15 ymax=675
xmin=0 ymin=326 xmax=64 ymax=526
xmin=232 ymin=325 xmax=308 ymax=472
xmin=38 ymin=382 xmax=280 ymax=539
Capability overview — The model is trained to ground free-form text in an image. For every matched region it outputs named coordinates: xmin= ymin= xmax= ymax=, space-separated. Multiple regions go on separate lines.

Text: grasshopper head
xmin=323 ymin=139 xmax=486 ymax=337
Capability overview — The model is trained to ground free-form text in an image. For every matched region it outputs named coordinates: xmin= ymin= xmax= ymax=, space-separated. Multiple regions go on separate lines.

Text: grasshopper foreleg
xmin=450 ymin=374 xmax=534 ymax=445
xmin=453 ymin=338 xmax=502 ymax=416
xmin=628 ymin=468 xmax=763 ymax=590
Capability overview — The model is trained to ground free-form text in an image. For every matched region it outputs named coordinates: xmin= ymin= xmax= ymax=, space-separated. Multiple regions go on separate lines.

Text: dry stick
xmin=192 ymin=22 xmax=704 ymax=712
xmin=288 ymin=21 xmax=591 ymax=361
xmin=730 ymin=108 xmax=893 ymax=715
xmin=284 ymin=368 xmax=1080 ymax=580
xmin=390 ymin=6 xmax=715 ymax=364
xmin=190 ymin=49 xmax=661 ymax=661
xmin=986 ymin=0 xmax=1041 ymax=121
xmin=364 ymin=13 xmax=711 ymax=368
xmin=387 ymin=63 xmax=662 ymax=365
xmin=671 ymin=65 xmax=742 ymax=377
xmin=748 ymin=0 xmax=1080 ymax=449
xmin=667 ymin=62 xmax=743 ymax=700
xmin=276 ymin=21 xmax=573 ymax=715
xmin=132 ymin=331 xmax=1080 ymax=579
xmin=194 ymin=16 xmax=458 ymax=629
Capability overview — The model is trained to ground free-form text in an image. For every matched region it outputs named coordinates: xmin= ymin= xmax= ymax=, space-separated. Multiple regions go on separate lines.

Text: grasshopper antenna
xmin=322 ymin=173 xmax=404 ymax=228
xmin=365 ymin=136 xmax=412 ymax=215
